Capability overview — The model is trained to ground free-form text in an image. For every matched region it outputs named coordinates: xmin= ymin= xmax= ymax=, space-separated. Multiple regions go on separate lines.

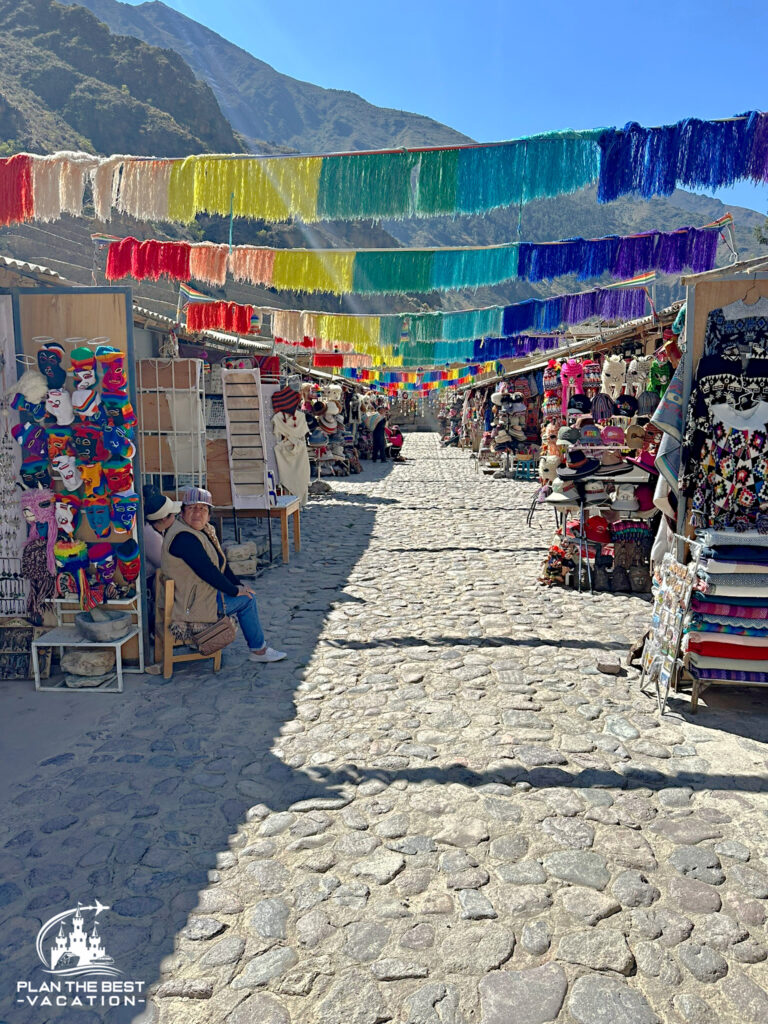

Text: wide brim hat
xmin=146 ymin=495 xmax=182 ymax=521
xmin=495 ymin=431 xmax=513 ymax=444
xmin=319 ymin=414 xmax=338 ymax=432
xmin=574 ymin=414 xmax=594 ymax=429
xmin=557 ymin=448 xmax=600 ymax=479
xmin=624 ymin=424 xmax=646 ymax=449
xmin=595 ymin=451 xmax=632 ymax=476
xmin=626 ymin=450 xmax=659 ymax=476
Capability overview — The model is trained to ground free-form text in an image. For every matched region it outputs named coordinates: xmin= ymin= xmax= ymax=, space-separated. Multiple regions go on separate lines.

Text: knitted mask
xmin=80 ymin=463 xmax=105 ymax=499
xmin=70 ymin=346 xmax=98 ymax=389
xmin=44 ymin=388 xmax=75 ymax=426
xmin=11 ymin=393 xmax=46 ymax=422
xmin=72 ymin=388 xmax=102 ymax=422
xmin=101 ymin=393 xmax=136 ymax=427
xmin=88 ymin=543 xmax=116 ymax=584
xmin=51 ymin=454 xmax=82 ymax=492
xmin=21 ymin=460 xmax=51 ymax=489
xmin=103 ymin=423 xmax=136 ymax=460
xmin=55 ymin=494 xmax=81 ymax=536
xmin=83 ymin=495 xmax=111 ymax=538
xmin=116 ymin=539 xmax=141 ymax=582
xmin=21 ymin=487 xmax=57 ymax=574
xmin=54 ymin=539 xmax=91 ymax=610
xmin=103 ymin=457 xmax=133 ymax=494
xmin=111 ymin=490 xmax=139 ymax=536
xmin=12 ymin=422 xmax=48 ymax=462
xmin=96 ymin=345 xmax=127 ymax=393
xmin=73 ymin=424 xmax=108 ymax=464
xmin=37 ymin=342 xmax=67 ymax=388
xmin=47 ymin=426 xmax=73 ymax=463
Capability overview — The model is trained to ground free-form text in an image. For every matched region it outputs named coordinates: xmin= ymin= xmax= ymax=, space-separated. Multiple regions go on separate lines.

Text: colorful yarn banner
xmin=187 ymin=301 xmax=254 ymax=334
xmin=0 ymin=112 xmax=763 ymax=227
xmin=103 ymin=225 xmax=717 ymax=294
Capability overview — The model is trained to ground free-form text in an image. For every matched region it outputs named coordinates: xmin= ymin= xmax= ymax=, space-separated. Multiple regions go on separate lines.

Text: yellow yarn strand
xmin=313 ymin=314 xmax=381 ymax=349
xmin=272 ymin=251 xmax=355 ymax=294
xmin=168 ymin=156 xmax=199 ymax=222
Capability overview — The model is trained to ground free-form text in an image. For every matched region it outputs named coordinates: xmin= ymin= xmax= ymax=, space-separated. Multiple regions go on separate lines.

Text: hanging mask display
xmin=44 ymin=388 xmax=75 ymax=426
xmin=11 ymin=393 xmax=46 ymax=422
xmin=47 ymin=426 xmax=73 ymax=462
xmin=80 ymin=463 xmax=105 ymax=499
xmin=83 ymin=495 xmax=111 ymax=539
xmin=36 ymin=341 xmax=67 ymax=388
xmin=96 ymin=345 xmax=128 ymax=394
xmin=54 ymin=538 xmax=91 ymax=610
xmin=71 ymin=388 xmax=103 ymax=423
xmin=101 ymin=393 xmax=136 ymax=428
xmin=12 ymin=422 xmax=48 ymax=463
xmin=20 ymin=487 xmax=58 ymax=574
xmin=116 ymin=539 xmax=141 ymax=583
xmin=55 ymin=494 xmax=81 ymax=536
xmin=88 ymin=542 xmax=116 ymax=584
xmin=72 ymin=424 xmax=108 ymax=464
xmin=103 ymin=423 xmax=136 ymax=460
xmin=51 ymin=454 xmax=82 ymax=492
xmin=111 ymin=490 xmax=138 ymax=536
xmin=103 ymin=457 xmax=133 ymax=494
xmin=70 ymin=346 xmax=98 ymax=389
xmin=21 ymin=460 xmax=51 ymax=489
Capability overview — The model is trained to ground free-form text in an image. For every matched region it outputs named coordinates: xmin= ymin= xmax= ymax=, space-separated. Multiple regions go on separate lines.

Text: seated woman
xmin=161 ymin=487 xmax=285 ymax=663
xmin=143 ymin=486 xmax=181 ymax=633
xmin=385 ymin=423 xmax=405 ymax=461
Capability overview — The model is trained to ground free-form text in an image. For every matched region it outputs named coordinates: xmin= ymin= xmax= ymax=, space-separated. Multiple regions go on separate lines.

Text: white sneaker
xmin=249 ymin=646 xmax=287 ymax=663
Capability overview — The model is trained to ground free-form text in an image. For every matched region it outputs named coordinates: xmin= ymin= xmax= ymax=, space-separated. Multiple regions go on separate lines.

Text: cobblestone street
xmin=2 ymin=433 xmax=768 ymax=1024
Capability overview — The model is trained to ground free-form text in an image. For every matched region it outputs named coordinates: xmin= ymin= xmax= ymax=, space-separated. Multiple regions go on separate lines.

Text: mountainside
xmin=63 ymin=0 xmax=472 ymax=153
xmin=0 ymin=0 xmax=244 ymax=155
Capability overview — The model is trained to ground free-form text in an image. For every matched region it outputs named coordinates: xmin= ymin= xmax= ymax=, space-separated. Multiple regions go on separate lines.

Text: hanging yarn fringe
xmin=105 ymin=237 xmax=191 ymax=281
xmin=0 ymin=155 xmax=33 ymax=226
xmin=116 ymin=160 xmax=173 ymax=221
xmin=30 ymin=152 xmax=97 ymax=222
xmin=187 ymin=301 xmax=254 ymax=334
xmin=229 ymin=246 xmax=275 ymax=286
xmin=90 ymin=156 xmax=127 ymax=223
xmin=189 ymin=243 xmax=229 ymax=287
xmin=501 ymin=287 xmax=647 ymax=335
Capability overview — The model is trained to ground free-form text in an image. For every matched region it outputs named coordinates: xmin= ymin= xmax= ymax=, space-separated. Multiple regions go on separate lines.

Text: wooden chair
xmin=154 ymin=573 xmax=222 ymax=680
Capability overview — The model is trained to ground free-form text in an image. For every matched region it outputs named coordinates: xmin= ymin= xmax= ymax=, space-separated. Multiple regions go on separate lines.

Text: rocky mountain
xmin=62 ymin=0 xmax=472 ymax=153
xmin=0 ymin=0 xmax=244 ymax=155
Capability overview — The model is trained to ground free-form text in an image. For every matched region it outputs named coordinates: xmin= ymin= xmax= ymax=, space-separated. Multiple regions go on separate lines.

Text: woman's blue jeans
xmin=219 ymin=592 xmax=265 ymax=651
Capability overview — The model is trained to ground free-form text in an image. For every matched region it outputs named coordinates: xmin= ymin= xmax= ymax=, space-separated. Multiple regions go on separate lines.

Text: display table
xmin=214 ymin=495 xmax=301 ymax=563
xmin=32 ymin=626 xmax=141 ymax=693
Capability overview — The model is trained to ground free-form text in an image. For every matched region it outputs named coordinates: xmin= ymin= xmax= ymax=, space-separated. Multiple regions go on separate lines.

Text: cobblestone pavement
xmin=2 ymin=433 xmax=768 ymax=1024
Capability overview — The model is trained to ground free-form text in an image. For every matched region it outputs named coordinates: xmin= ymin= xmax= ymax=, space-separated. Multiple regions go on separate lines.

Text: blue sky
xmin=127 ymin=0 xmax=767 ymax=213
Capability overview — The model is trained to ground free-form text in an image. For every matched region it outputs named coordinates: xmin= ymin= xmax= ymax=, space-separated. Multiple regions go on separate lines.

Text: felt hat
xmin=583 ymin=481 xmax=611 ymax=504
xmin=595 ymin=451 xmax=632 ymax=476
xmin=494 ymin=430 xmax=513 ymax=445
xmin=626 ymin=450 xmax=659 ymax=476
xmin=557 ymin=448 xmax=600 ymax=479
xmin=272 ymin=386 xmax=301 ymax=414
xmin=180 ymin=486 xmax=213 ymax=506
xmin=544 ymin=478 xmax=579 ymax=505
xmin=625 ymin=424 xmax=646 ymax=450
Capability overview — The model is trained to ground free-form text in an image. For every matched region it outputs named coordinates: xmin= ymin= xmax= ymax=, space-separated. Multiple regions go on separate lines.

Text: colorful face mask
xmin=72 ymin=424 xmax=108 ymax=464
xmin=70 ymin=346 xmax=97 ymax=389
xmin=111 ymin=490 xmax=138 ymax=536
xmin=83 ymin=496 xmax=111 ymax=539
xmin=80 ymin=464 xmax=105 ymax=499
xmin=96 ymin=345 xmax=127 ymax=393
xmin=12 ymin=422 xmax=48 ymax=462
xmin=45 ymin=389 xmax=75 ymax=426
xmin=21 ymin=461 xmax=51 ymax=489
xmin=101 ymin=394 xmax=136 ymax=428
xmin=47 ymin=426 xmax=73 ymax=462
xmin=88 ymin=543 xmax=116 ymax=584
xmin=72 ymin=389 xmax=103 ymax=422
xmin=55 ymin=495 xmax=80 ymax=536
xmin=103 ymin=423 xmax=136 ymax=460
xmin=51 ymin=454 xmax=82 ymax=492
xmin=116 ymin=539 xmax=141 ymax=583
xmin=103 ymin=458 xmax=133 ymax=494
xmin=11 ymin=393 xmax=46 ymax=422
xmin=37 ymin=342 xmax=67 ymax=388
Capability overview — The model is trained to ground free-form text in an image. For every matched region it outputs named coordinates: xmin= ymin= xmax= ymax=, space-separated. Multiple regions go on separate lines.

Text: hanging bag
xmin=193 ymin=615 xmax=237 ymax=656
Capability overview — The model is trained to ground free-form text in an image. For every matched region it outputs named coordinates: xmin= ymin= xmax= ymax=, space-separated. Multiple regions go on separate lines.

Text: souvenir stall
xmin=7 ymin=285 xmax=145 ymax=691
xmin=644 ymin=261 xmax=768 ymax=710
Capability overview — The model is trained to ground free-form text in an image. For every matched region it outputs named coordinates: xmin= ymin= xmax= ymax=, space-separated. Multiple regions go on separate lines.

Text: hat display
xmin=181 ymin=486 xmax=213 ymax=507
xmin=611 ymin=484 xmax=640 ymax=511
xmin=601 ymin=425 xmax=625 ymax=445
xmin=613 ymin=394 xmax=639 ymax=417
xmin=272 ymin=386 xmax=302 ymax=414
xmin=320 ymin=414 xmax=338 ymax=433
xmin=591 ymin=392 xmax=615 ymax=422
xmin=584 ymin=515 xmax=611 ymax=544
xmin=579 ymin=424 xmax=603 ymax=444
xmin=584 ymin=480 xmax=610 ymax=504
xmin=557 ymin=426 xmax=580 ymax=446
xmin=308 ymin=428 xmax=328 ymax=447
xmin=595 ymin=451 xmax=632 ymax=476
xmin=557 ymin=448 xmax=600 ymax=479
xmin=567 ymin=394 xmax=592 ymax=414
xmin=544 ymin=478 xmax=579 ymax=505
xmin=624 ymin=424 xmax=647 ymax=450
xmin=626 ymin=450 xmax=659 ymax=476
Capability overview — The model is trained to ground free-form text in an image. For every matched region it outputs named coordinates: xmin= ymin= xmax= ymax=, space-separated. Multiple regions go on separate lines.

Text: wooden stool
xmin=155 ymin=574 xmax=222 ymax=679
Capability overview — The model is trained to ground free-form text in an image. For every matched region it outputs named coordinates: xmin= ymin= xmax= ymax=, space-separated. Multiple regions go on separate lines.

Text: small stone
xmin=259 ymin=812 xmax=295 ymax=837
xmin=730 ymin=864 xmax=768 ymax=899
xmin=488 ymin=834 xmax=529 ymax=862
xmin=568 ymin=974 xmax=659 ymax=1024
xmin=249 ymin=899 xmax=290 ymax=940
xmin=335 ymin=833 xmax=380 ymax=857
xmin=399 ymin=924 xmax=435 ymax=950
xmin=371 ymin=958 xmax=428 ymax=981
xmin=632 ymin=941 xmax=682 ymax=985
xmin=199 ymin=935 xmax=246 ymax=967
xmin=497 ymin=860 xmax=547 ymax=885
xmin=731 ymin=938 xmax=768 ymax=963
xmin=556 ymin=929 xmax=634 ymax=975
xmin=458 ymin=888 xmax=497 ymax=919
xmin=669 ymin=847 xmax=725 ymax=885
xmin=652 ymin=818 xmax=722 ymax=845
xmin=714 ymin=839 xmax=750 ymax=862
xmin=373 ymin=814 xmax=409 ymax=839
xmin=419 ymin=893 xmax=454 ymax=915
xmin=479 ymin=963 xmax=567 ymax=1024
xmin=181 ymin=917 xmax=225 ymax=941
xmin=540 ymin=816 xmax=594 ymax=849
xmin=669 ymin=877 xmax=722 ymax=914
xmin=156 ymin=979 xmax=214 ymax=999
xmin=658 ymin=787 xmax=694 ymax=808
xmin=722 ymin=971 xmax=768 ymax=1023
xmin=671 ymin=993 xmax=711 ymax=1024
xmin=677 ymin=942 xmax=728 ymax=983
xmin=560 ymin=887 xmax=620 ymax=926
xmin=694 ymin=912 xmax=748 ymax=951
xmin=520 ymin=921 xmax=551 ymax=955
xmin=597 ymin=661 xmax=622 ymax=675
xmin=505 ymin=885 xmax=552 ymax=915
xmin=350 ymin=849 xmax=405 ymax=885
xmin=598 ymin=828 xmax=657 ymax=871
xmin=514 ymin=746 xmax=567 ymax=767
xmin=724 ymin=892 xmax=765 ymax=927
xmin=441 ymin=926 xmax=514 ymax=973
xmin=401 ymin=983 xmax=460 ymax=1024
xmin=232 ymin=948 xmax=298 ymax=988
xmin=543 ymin=850 xmax=610 ymax=890
xmin=316 ymin=975 xmax=386 ymax=1024
xmin=343 ymin=921 xmax=390 ymax=962
xmin=611 ymin=870 xmax=660 ymax=908
xmin=603 ymin=715 xmax=640 ymax=740
xmin=295 ymin=907 xmax=335 ymax=948
xmin=434 ymin=817 xmax=489 ymax=847
xmin=226 ymin=993 xmax=290 ymax=1024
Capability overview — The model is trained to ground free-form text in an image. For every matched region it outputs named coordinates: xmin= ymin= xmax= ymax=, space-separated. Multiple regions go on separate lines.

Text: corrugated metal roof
xmin=0 ymin=254 xmax=61 ymax=278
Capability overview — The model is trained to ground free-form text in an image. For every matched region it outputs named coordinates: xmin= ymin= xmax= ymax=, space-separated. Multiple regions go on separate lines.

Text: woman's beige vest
xmin=161 ymin=519 xmax=225 ymax=624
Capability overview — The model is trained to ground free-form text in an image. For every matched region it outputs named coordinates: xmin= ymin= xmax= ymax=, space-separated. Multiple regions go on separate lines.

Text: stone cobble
xmin=2 ymin=433 xmax=768 ymax=1023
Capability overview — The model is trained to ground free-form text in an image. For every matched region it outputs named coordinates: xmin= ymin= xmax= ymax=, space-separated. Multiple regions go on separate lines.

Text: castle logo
xmin=37 ymin=900 xmax=120 ymax=978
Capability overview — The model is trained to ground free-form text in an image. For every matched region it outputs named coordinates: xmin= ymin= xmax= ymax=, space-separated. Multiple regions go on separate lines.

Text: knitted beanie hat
xmin=70 ymin=346 xmax=96 ymax=372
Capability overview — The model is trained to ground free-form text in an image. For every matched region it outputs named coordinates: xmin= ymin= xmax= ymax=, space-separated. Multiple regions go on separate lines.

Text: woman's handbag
xmin=194 ymin=615 xmax=237 ymax=655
